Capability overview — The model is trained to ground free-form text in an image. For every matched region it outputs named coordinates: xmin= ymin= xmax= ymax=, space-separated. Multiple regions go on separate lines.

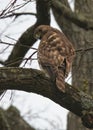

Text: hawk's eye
xmin=34 ymin=28 xmax=42 ymax=39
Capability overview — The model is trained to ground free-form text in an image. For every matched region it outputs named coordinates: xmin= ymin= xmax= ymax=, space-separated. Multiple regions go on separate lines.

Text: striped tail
xmin=56 ymin=69 xmax=65 ymax=93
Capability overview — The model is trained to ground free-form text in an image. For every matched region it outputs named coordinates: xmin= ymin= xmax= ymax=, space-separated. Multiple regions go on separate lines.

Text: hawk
xmin=34 ymin=25 xmax=75 ymax=92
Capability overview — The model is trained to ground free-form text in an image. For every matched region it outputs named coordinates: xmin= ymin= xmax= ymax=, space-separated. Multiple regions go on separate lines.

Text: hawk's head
xmin=34 ymin=25 xmax=51 ymax=39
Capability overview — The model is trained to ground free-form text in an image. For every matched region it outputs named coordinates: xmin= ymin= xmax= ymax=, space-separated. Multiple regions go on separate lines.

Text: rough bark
xmin=52 ymin=0 xmax=93 ymax=129
xmin=0 ymin=67 xmax=93 ymax=128
xmin=52 ymin=0 xmax=93 ymax=30
xmin=68 ymin=0 xmax=93 ymax=130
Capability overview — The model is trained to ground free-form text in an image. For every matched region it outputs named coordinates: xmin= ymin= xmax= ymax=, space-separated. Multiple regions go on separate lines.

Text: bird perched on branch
xmin=34 ymin=25 xmax=75 ymax=92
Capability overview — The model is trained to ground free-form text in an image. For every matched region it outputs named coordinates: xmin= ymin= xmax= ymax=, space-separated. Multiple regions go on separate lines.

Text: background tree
xmin=0 ymin=0 xmax=93 ymax=130
xmin=0 ymin=106 xmax=35 ymax=130
xmin=52 ymin=0 xmax=93 ymax=129
xmin=66 ymin=1 xmax=93 ymax=130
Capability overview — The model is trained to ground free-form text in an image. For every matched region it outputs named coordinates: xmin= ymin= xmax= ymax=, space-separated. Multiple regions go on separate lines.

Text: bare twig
xmin=0 ymin=0 xmax=31 ymax=19
xmin=0 ymin=12 xmax=36 ymax=19
xmin=0 ymin=39 xmax=37 ymax=50
xmin=23 ymin=50 xmax=37 ymax=67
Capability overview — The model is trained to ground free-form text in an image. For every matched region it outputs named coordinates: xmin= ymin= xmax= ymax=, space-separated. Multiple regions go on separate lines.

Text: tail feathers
xmin=56 ymin=70 xmax=65 ymax=93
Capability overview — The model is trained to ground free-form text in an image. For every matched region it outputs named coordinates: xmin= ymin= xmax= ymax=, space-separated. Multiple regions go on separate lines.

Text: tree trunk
xmin=67 ymin=0 xmax=93 ymax=130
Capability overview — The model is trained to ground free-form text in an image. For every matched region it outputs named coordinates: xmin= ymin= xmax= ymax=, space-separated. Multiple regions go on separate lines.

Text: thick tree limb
xmin=51 ymin=0 xmax=93 ymax=30
xmin=0 ymin=67 xmax=93 ymax=128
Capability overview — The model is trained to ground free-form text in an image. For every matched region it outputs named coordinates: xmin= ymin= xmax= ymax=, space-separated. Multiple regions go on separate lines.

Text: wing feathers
xmin=35 ymin=25 xmax=75 ymax=93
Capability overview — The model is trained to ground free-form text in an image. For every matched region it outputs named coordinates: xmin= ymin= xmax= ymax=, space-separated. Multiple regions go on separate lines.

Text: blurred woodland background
xmin=0 ymin=0 xmax=93 ymax=130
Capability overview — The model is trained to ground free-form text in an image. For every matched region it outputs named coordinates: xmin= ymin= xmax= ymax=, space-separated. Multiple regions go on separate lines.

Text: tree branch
xmin=51 ymin=0 xmax=93 ymax=30
xmin=0 ymin=12 xmax=36 ymax=19
xmin=5 ymin=0 xmax=50 ymax=67
xmin=0 ymin=67 xmax=93 ymax=128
